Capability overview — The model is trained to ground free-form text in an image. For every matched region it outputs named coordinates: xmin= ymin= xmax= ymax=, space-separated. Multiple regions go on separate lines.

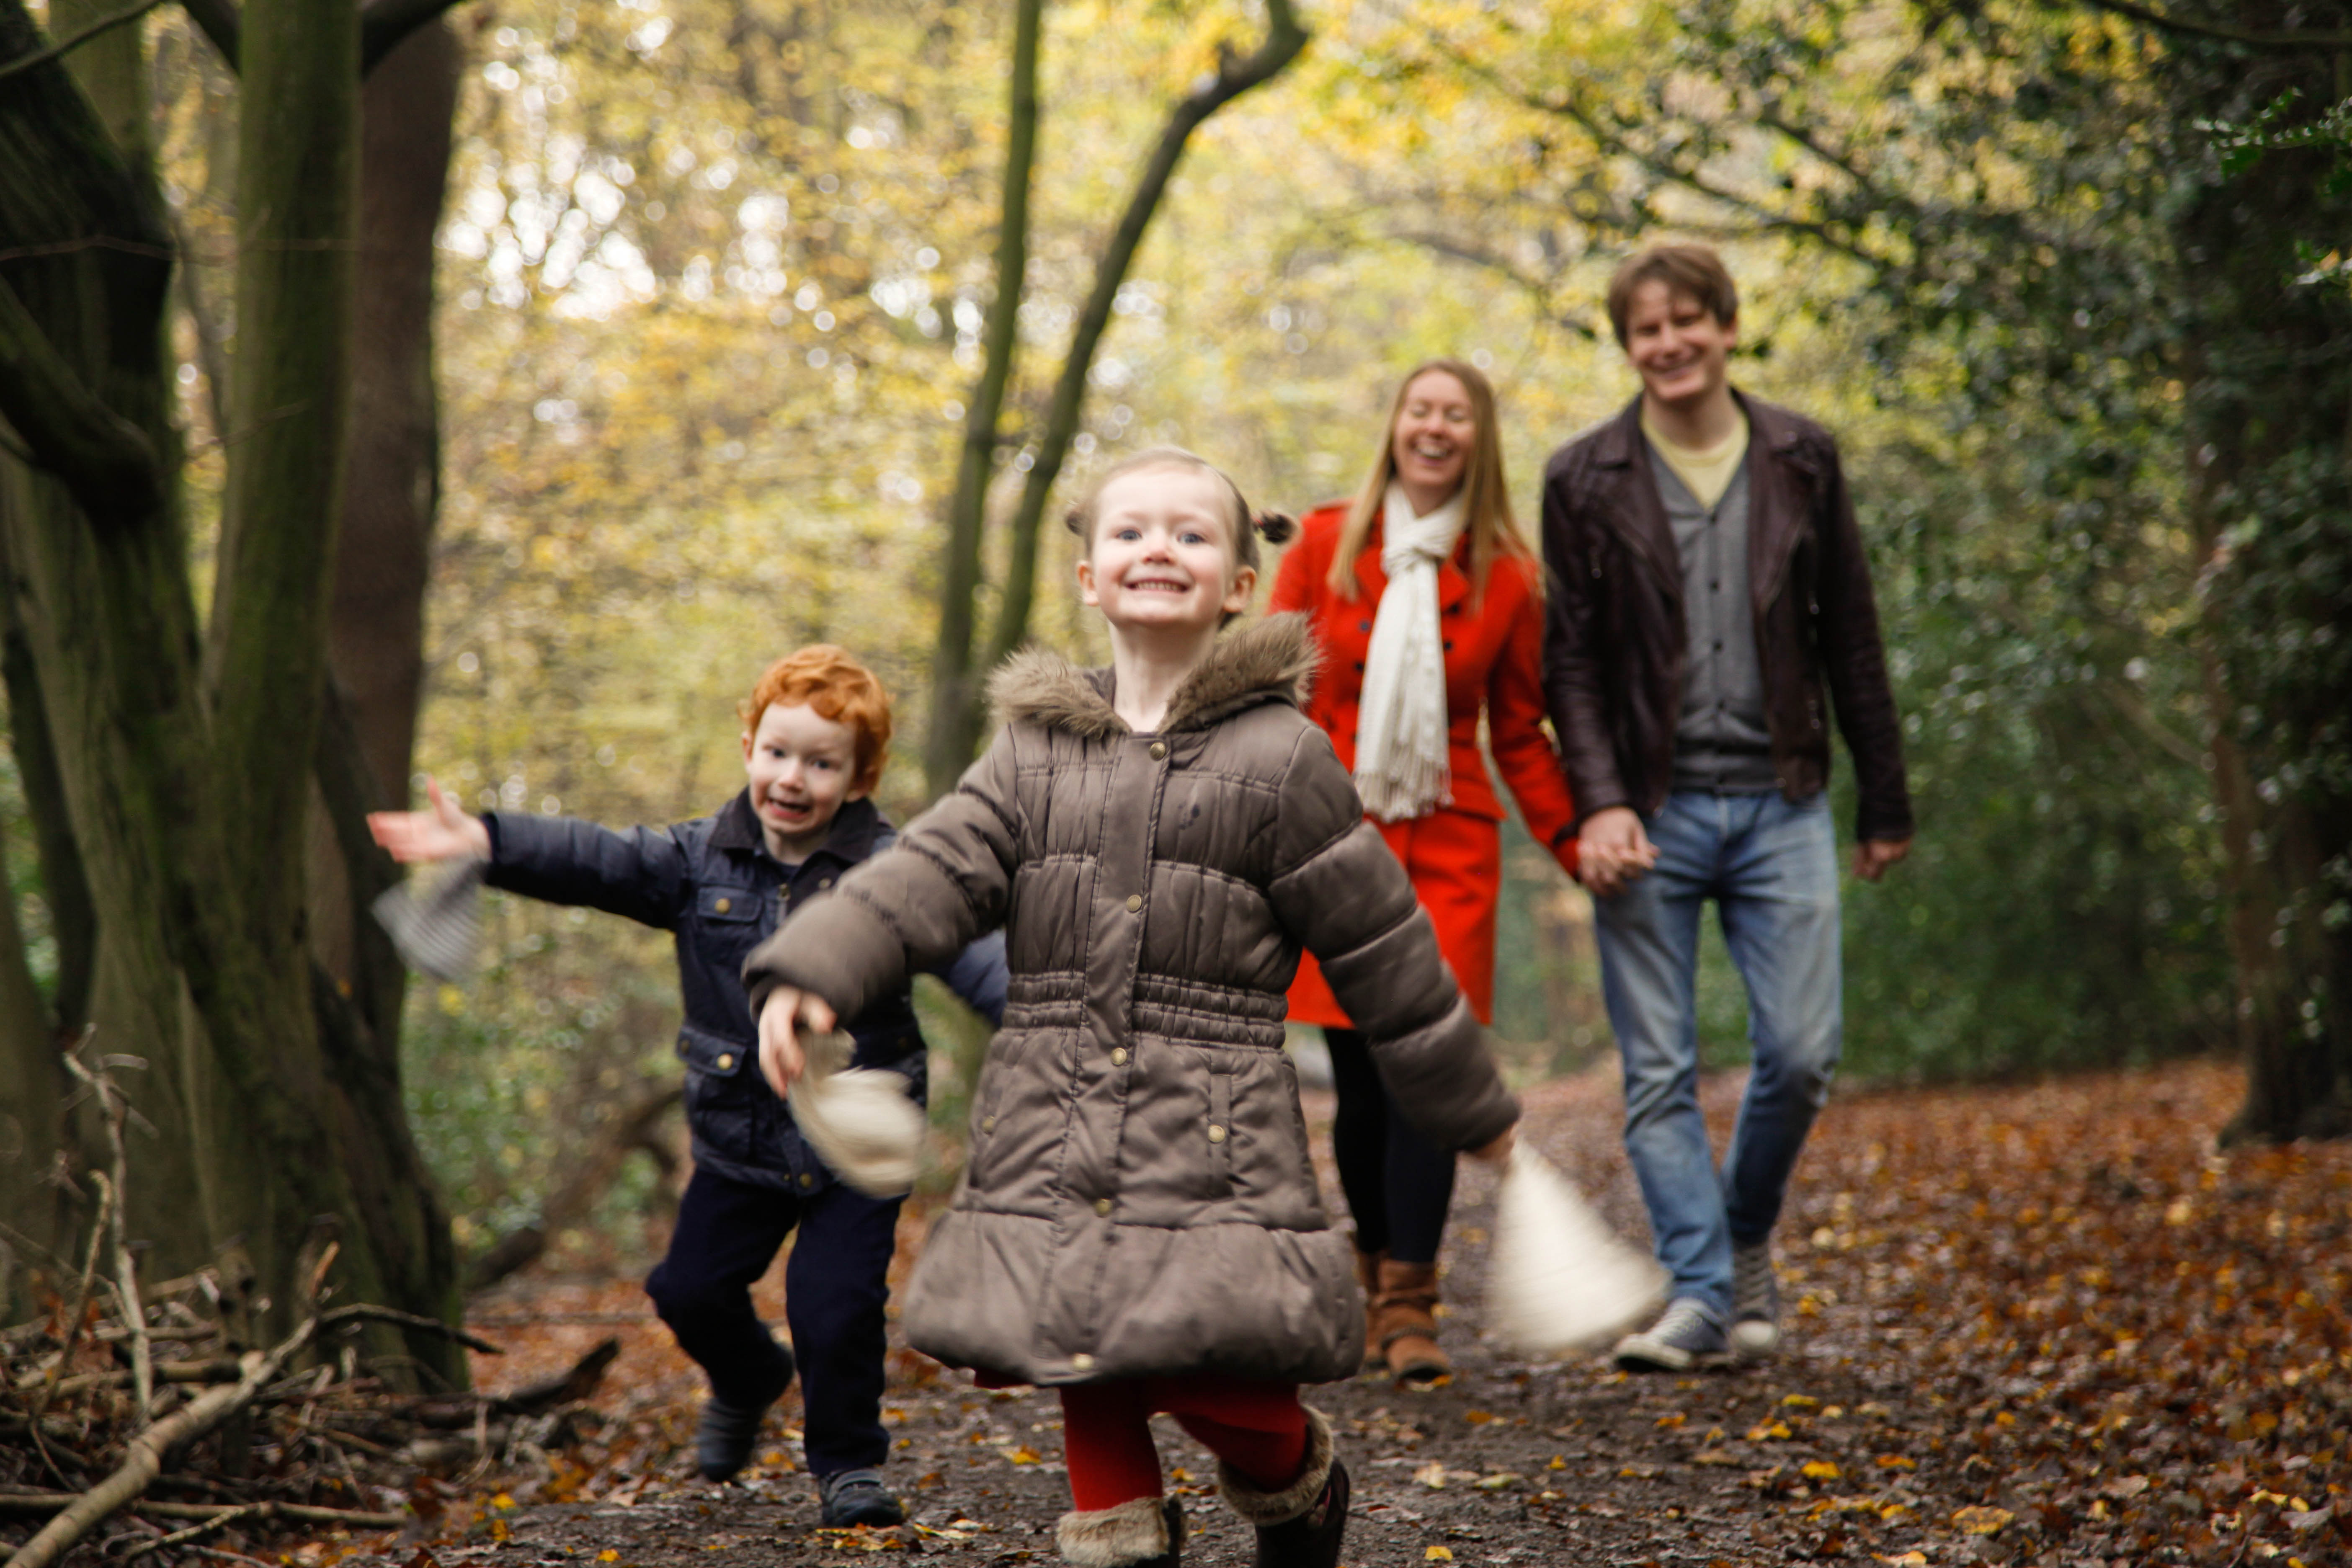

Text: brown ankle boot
xmin=1372 ymin=1259 xmax=1449 ymax=1387
xmin=1352 ymin=1239 xmax=1386 ymax=1370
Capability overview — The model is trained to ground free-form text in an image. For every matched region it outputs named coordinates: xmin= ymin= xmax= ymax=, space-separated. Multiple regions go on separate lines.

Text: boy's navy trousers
xmin=645 ymin=1166 xmax=902 ymax=1479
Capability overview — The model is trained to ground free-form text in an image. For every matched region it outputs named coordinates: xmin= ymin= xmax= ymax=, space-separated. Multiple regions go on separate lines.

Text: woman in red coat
xmin=1270 ymin=357 xmax=1579 ymax=1386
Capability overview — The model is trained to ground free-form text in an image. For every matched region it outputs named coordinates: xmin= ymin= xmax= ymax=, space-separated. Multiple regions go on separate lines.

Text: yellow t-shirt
xmin=1640 ymin=405 xmax=1750 ymax=510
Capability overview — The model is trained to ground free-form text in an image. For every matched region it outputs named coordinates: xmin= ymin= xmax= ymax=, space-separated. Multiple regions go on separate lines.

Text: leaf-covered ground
xmin=289 ymin=1056 xmax=2350 ymax=1567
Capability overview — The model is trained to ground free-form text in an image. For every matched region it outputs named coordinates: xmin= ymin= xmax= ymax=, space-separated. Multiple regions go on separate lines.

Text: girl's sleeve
xmin=1484 ymin=571 xmax=1581 ymax=879
xmin=743 ymin=732 xmax=1021 ymax=1025
xmin=482 ymin=812 xmax=692 ymax=929
xmin=1264 ymin=723 xmax=1518 ymax=1153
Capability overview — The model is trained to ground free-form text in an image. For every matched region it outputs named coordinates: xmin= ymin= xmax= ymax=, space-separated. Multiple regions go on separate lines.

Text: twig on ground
xmin=1 ymin=1313 xmax=319 ymax=1568
xmin=61 ymin=1046 xmax=156 ymax=1423
xmin=113 ymin=1502 xmax=272 ymax=1560
xmin=318 ymin=1305 xmax=502 ymax=1357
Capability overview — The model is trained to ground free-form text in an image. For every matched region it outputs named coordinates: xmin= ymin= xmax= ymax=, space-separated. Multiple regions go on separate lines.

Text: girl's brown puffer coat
xmin=743 ymin=614 xmax=1518 ymax=1387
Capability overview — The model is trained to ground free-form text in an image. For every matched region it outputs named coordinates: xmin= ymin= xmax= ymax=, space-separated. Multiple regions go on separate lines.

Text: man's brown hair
xmin=1604 ymin=244 xmax=1739 ymax=347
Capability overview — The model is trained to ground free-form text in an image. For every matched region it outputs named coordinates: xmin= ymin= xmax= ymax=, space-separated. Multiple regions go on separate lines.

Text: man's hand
xmin=757 ymin=988 xmax=838 ymax=1099
xmin=367 ymin=776 xmax=492 ymax=864
xmin=1467 ymin=1126 xmax=1517 ymax=1168
xmin=1576 ymin=807 xmax=1658 ymax=897
xmin=1851 ymin=836 xmax=1911 ymax=882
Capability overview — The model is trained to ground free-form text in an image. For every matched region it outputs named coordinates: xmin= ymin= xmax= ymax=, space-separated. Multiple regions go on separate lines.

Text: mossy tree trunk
xmin=0 ymin=0 xmax=466 ymax=1373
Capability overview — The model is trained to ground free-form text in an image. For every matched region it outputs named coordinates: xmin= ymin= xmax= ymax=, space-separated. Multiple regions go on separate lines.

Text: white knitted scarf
xmin=1354 ymin=482 xmax=1464 ymax=822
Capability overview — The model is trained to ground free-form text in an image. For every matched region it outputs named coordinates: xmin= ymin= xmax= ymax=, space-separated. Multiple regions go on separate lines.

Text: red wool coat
xmin=1269 ymin=501 xmax=1579 ymax=1027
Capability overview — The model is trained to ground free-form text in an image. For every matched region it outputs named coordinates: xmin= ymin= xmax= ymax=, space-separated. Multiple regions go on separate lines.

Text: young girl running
xmin=742 ymin=449 xmax=1516 ymax=1568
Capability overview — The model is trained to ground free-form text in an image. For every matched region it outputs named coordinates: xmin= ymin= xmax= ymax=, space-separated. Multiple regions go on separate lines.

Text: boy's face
xmin=740 ymin=701 xmax=864 ymax=863
xmin=1623 ymin=278 xmax=1737 ymax=412
xmin=1076 ymin=466 xmax=1256 ymax=637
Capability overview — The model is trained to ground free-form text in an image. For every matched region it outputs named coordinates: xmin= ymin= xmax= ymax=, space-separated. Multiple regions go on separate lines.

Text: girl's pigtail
xmin=1253 ymin=510 xmax=1298 ymax=546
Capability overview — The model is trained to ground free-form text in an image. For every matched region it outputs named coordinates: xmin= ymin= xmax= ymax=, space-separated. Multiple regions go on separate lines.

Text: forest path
xmin=442 ymin=1056 xmax=2344 ymax=1568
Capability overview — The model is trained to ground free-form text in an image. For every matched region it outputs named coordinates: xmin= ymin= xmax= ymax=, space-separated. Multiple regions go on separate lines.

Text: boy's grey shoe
xmin=1612 ymin=1298 xmax=1730 ymax=1373
xmin=819 ymin=1468 xmax=905 ymax=1528
xmin=694 ymin=1394 xmax=773 ymax=1483
xmin=1731 ymin=1239 xmax=1782 ymax=1361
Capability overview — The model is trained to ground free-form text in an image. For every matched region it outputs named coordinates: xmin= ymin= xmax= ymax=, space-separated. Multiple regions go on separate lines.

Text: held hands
xmin=366 ymin=776 xmax=492 ymax=864
xmin=1576 ymin=807 xmax=1658 ymax=898
xmin=757 ymin=988 xmax=838 ymax=1099
xmin=1852 ymin=836 xmax=1912 ymax=882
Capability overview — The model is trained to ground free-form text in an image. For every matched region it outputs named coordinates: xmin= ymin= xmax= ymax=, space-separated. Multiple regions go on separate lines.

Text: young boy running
xmin=371 ymin=645 xmax=1006 ymax=1527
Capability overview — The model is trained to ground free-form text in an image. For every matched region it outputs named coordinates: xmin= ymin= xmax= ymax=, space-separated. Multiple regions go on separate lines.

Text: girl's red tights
xmin=1058 ymin=1376 xmax=1309 ymax=1511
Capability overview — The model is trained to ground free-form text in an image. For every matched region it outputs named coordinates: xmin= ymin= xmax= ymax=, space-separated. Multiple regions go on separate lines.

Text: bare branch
xmin=0 ymin=0 xmax=167 ymax=84
xmin=358 ymin=0 xmax=467 ymax=76
xmin=179 ymin=0 xmax=239 ymax=65
xmin=2079 ymin=0 xmax=2352 ymax=49
xmin=2 ymin=1317 xmax=320 ymax=1568
xmin=0 ymin=278 xmax=165 ymax=523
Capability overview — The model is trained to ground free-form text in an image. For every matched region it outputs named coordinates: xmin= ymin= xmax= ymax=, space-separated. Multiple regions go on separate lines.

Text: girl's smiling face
xmin=1076 ymin=465 xmax=1256 ymax=636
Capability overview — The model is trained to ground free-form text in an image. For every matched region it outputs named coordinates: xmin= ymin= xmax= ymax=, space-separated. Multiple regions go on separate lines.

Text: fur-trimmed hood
xmin=986 ymin=612 xmax=1318 ymax=738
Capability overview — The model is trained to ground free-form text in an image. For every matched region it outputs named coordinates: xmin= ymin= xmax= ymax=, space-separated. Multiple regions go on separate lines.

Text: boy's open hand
xmin=367 ymin=776 xmax=492 ymax=864
xmin=758 ymin=988 xmax=838 ymax=1099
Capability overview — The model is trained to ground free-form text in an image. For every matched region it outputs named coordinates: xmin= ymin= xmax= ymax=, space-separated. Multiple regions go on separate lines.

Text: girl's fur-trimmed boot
xmin=1372 ymin=1259 xmax=1449 ymax=1386
xmin=1216 ymin=1408 xmax=1348 ymax=1568
xmin=1055 ymin=1495 xmax=1183 ymax=1568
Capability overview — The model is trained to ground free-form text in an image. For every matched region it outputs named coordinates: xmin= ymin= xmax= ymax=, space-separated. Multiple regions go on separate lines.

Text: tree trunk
xmin=922 ymin=0 xmax=1039 ymax=801
xmin=921 ymin=0 xmax=1310 ymax=795
xmin=2171 ymin=41 xmax=2352 ymax=1143
xmin=0 ymin=0 xmax=464 ymax=1379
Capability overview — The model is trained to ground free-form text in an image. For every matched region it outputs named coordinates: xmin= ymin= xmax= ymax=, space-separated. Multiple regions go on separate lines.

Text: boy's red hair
xmin=739 ymin=645 xmax=894 ymax=796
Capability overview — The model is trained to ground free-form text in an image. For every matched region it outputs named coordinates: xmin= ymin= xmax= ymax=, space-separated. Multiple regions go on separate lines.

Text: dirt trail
xmin=410 ymin=1056 xmax=2343 ymax=1568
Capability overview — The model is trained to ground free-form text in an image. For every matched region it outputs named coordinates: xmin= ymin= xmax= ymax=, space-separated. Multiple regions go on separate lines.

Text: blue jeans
xmin=1591 ymin=790 xmax=1842 ymax=1320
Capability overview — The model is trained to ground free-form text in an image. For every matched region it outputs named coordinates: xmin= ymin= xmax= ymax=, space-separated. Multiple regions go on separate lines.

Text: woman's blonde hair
xmin=1325 ymin=358 xmax=1538 ymax=606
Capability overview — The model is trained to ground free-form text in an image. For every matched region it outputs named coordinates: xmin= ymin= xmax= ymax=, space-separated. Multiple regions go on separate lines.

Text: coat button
xmin=1207 ymin=1124 xmax=1227 ymax=1144
xmin=1072 ymin=1353 xmax=1096 ymax=1371
xmin=1111 ymin=1048 xmax=1129 ymax=1066
xmin=981 ymin=1115 xmax=996 ymax=1132
xmin=1125 ymin=893 xmax=1142 ymax=913
xmin=799 ymin=1173 xmax=815 ymax=1188
xmin=716 ymin=1053 xmax=735 ymax=1071
xmin=1149 ymin=741 xmax=1166 ymax=760
xmin=819 ymin=877 xmax=833 ymax=890
xmin=1094 ymin=1198 xmax=1113 ymax=1217
xmin=714 ymin=897 xmax=732 ymax=913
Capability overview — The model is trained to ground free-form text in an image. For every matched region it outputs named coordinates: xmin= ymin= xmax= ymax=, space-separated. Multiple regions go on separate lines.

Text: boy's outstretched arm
xmin=372 ymin=775 xmax=693 ymax=929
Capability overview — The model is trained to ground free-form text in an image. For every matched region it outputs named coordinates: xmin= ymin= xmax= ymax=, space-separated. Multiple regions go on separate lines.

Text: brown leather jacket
xmin=1540 ymin=393 xmax=1914 ymax=843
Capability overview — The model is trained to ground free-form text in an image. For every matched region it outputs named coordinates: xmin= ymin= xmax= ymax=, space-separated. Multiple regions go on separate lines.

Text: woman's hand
xmin=757 ymin=988 xmax=838 ymax=1098
xmin=1576 ymin=807 xmax=1658 ymax=897
xmin=367 ymin=776 xmax=492 ymax=864
xmin=1467 ymin=1126 xmax=1517 ymax=1167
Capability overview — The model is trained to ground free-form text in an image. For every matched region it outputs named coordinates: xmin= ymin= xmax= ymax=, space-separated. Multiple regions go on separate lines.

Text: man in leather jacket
xmin=1540 ymin=244 xmax=1914 ymax=1372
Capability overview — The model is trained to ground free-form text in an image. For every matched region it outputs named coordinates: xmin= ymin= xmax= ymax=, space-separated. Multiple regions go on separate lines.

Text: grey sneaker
xmin=1731 ymin=1240 xmax=1782 ymax=1361
xmin=818 ymin=1467 xmax=906 ymax=1528
xmin=1612 ymin=1297 xmax=1730 ymax=1373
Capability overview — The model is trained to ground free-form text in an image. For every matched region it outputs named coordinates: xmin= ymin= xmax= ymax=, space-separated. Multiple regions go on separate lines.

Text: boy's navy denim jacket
xmin=483 ymin=792 xmax=1007 ymax=1194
